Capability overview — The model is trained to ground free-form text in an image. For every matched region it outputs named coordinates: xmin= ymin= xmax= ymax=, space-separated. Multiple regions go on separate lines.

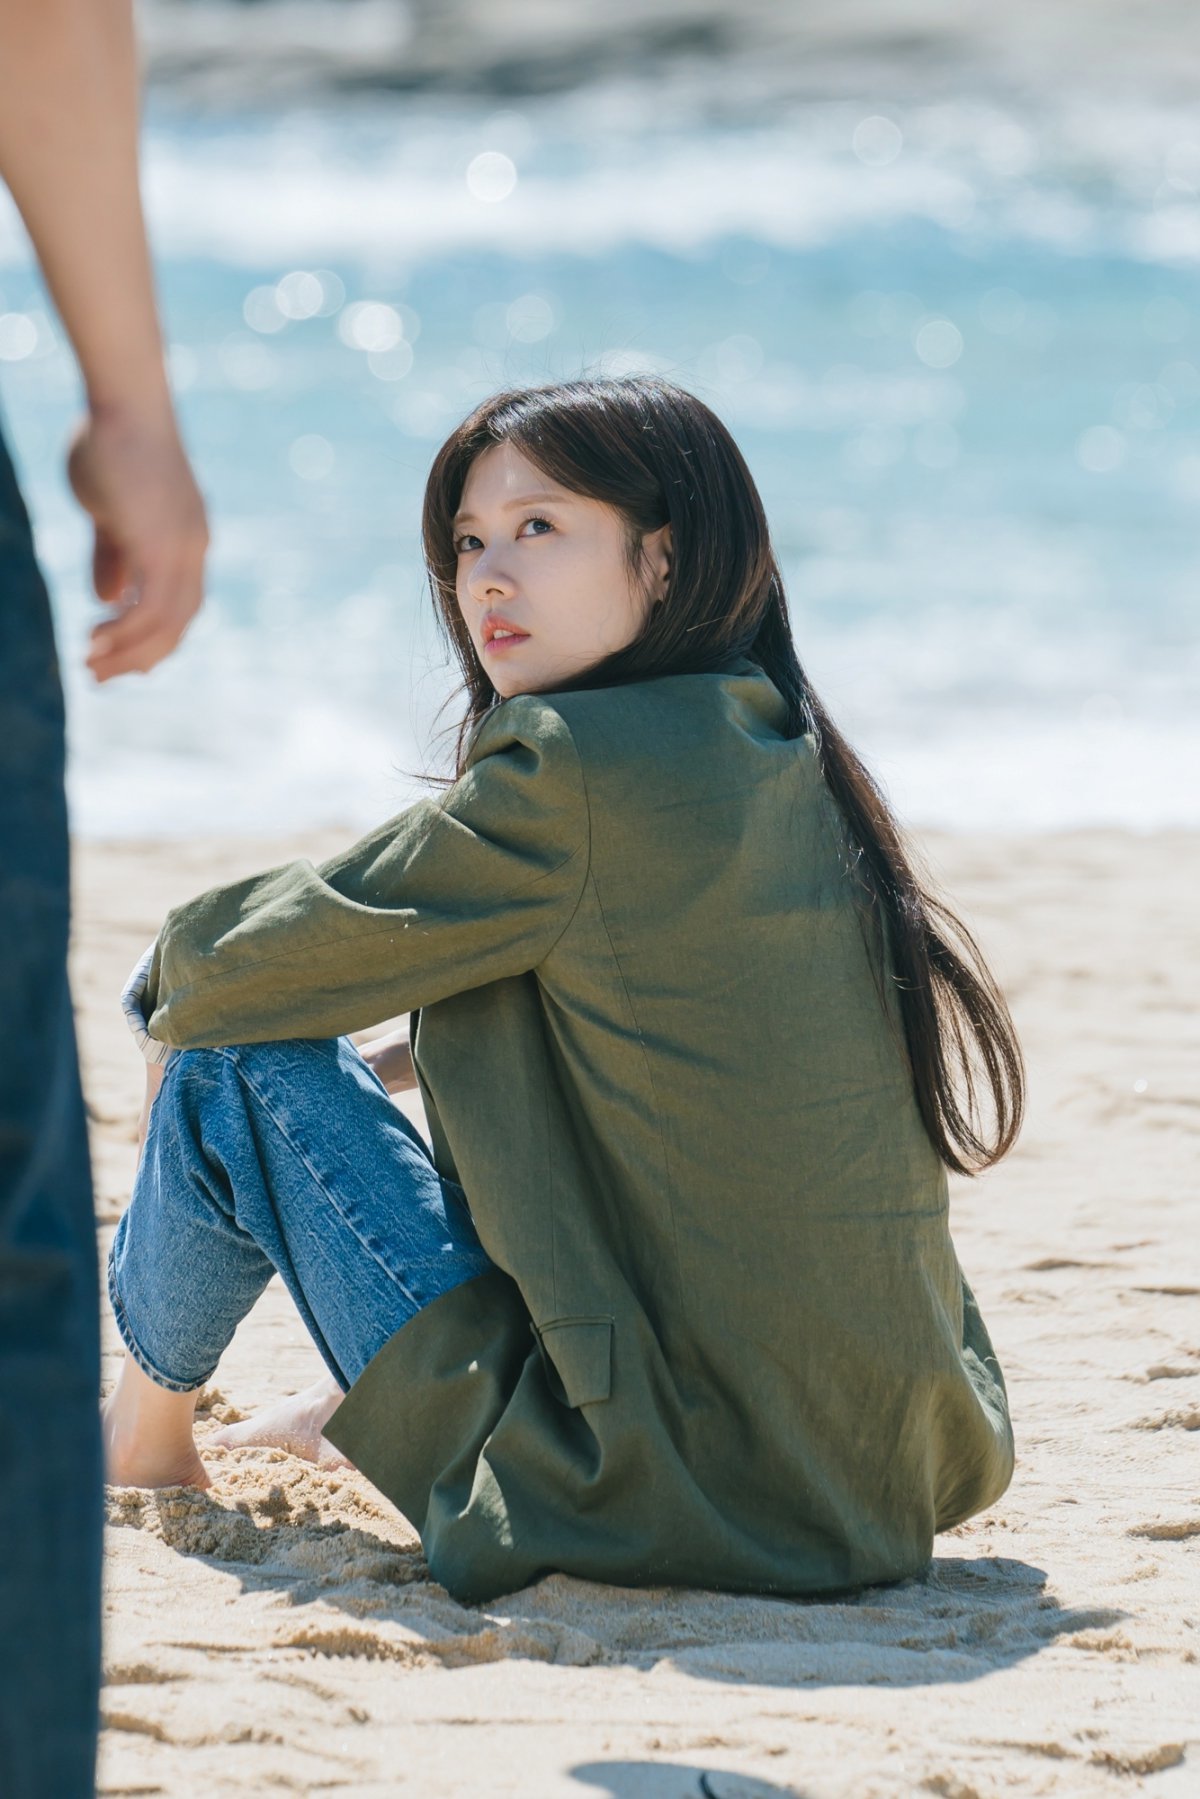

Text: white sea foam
xmin=2 ymin=93 xmax=1197 ymax=270
xmin=58 ymin=593 xmax=1200 ymax=838
xmin=130 ymin=114 xmax=1200 ymax=270
xmin=65 ymin=671 xmax=1200 ymax=839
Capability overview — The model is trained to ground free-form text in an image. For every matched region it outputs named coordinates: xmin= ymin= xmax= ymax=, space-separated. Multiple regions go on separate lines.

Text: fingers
xmin=87 ymin=610 xmax=183 ymax=681
xmin=86 ymin=557 xmax=205 ymax=682
xmin=67 ymin=406 xmax=210 ymax=679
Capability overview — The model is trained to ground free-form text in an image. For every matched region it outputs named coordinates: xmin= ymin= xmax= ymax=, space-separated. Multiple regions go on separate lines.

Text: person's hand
xmin=66 ymin=403 xmax=209 ymax=682
xmin=136 ymin=1059 xmax=166 ymax=1161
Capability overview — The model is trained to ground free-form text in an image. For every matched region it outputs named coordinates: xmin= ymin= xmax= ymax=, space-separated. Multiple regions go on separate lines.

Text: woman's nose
xmin=467 ymin=552 xmax=515 ymax=599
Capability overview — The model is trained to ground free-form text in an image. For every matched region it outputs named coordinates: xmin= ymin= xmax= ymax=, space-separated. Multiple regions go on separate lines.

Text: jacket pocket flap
xmin=532 ymin=1316 xmax=613 ymax=1407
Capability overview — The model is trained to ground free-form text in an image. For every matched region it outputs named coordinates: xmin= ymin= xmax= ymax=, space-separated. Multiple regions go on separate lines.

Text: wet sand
xmin=79 ymin=828 xmax=1199 ymax=1796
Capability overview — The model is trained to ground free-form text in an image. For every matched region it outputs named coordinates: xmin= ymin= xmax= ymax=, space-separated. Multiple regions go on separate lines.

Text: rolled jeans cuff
xmin=107 ymin=1231 xmax=214 ymax=1395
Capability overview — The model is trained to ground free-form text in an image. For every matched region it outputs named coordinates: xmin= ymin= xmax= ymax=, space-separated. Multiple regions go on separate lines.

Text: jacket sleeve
xmin=139 ymin=696 xmax=590 ymax=1050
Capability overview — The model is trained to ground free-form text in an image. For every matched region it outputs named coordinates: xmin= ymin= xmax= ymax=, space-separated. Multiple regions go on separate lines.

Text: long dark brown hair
xmin=416 ymin=374 xmax=1024 ymax=1177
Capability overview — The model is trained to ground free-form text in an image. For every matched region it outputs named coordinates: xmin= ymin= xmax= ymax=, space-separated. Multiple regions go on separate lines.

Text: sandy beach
xmin=79 ymin=827 xmax=1198 ymax=1796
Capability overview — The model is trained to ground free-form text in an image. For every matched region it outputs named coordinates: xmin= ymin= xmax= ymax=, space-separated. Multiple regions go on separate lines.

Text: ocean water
xmin=1 ymin=86 xmax=1197 ymax=836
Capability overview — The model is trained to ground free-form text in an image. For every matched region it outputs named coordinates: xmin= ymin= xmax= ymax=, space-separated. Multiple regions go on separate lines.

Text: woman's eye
xmin=454 ymin=516 xmax=553 ymax=554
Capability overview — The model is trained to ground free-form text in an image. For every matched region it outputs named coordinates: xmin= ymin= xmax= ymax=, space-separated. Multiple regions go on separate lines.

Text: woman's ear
xmin=646 ymin=522 xmax=672 ymax=597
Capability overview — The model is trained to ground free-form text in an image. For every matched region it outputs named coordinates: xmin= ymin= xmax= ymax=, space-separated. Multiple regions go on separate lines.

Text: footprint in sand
xmin=1125 ymin=1362 xmax=1200 ymax=1383
xmin=1127 ymin=1517 xmax=1200 ymax=1541
xmin=1129 ymin=1406 xmax=1200 ymax=1431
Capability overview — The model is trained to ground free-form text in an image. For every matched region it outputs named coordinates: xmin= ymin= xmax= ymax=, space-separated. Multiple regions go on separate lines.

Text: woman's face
xmin=452 ymin=441 xmax=671 ymax=697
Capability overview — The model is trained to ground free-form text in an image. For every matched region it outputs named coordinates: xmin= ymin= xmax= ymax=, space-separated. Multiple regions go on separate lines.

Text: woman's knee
xmin=148 ymin=1045 xmax=237 ymax=1148
xmin=167 ymin=1038 xmax=338 ymax=1092
xmin=166 ymin=1039 xmax=369 ymax=1143
xmin=211 ymin=1038 xmax=358 ymax=1103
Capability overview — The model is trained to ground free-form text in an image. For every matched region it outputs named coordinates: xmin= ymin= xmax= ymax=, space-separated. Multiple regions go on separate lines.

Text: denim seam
xmin=107 ymin=1238 xmax=215 ymax=1394
xmin=214 ymin=1047 xmax=488 ymax=1307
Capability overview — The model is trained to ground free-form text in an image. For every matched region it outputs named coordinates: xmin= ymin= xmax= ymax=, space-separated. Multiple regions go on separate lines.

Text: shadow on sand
xmin=106 ymin=1482 xmax=1122 ymax=1693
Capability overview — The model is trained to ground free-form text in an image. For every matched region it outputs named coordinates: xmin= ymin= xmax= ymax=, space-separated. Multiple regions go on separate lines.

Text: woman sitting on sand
xmin=104 ymin=374 xmax=1022 ymax=1606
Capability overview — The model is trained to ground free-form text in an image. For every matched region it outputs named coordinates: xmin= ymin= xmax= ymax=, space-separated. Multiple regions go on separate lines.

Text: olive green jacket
xmin=141 ymin=653 xmax=1014 ymax=1605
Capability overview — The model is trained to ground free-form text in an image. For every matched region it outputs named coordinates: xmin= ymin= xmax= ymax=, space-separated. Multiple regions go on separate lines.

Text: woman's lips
xmin=483 ymin=632 xmax=530 ymax=653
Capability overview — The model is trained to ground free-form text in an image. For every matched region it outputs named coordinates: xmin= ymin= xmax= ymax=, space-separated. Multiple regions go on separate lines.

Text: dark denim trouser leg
xmin=0 ymin=418 xmax=101 ymax=1798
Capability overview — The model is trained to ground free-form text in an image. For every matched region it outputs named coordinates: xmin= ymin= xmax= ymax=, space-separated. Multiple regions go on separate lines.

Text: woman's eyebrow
xmin=452 ymin=491 xmax=572 ymax=526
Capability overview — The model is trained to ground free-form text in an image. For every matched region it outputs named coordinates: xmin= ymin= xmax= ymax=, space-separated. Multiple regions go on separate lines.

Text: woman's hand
xmin=356 ymin=1025 xmax=417 ymax=1096
xmin=136 ymin=1059 xmax=165 ymax=1160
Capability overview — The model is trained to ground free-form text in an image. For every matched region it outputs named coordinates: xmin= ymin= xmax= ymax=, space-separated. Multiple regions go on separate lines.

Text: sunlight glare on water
xmin=0 ymin=86 xmax=1195 ymax=836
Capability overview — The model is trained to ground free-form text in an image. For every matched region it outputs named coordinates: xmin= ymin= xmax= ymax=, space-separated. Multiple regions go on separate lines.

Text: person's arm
xmin=356 ymin=1022 xmax=418 ymax=1095
xmin=0 ymin=0 xmax=208 ymax=680
xmin=132 ymin=699 xmax=590 ymax=1054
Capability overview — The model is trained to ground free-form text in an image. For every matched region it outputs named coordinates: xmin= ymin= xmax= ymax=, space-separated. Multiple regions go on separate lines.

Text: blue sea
xmin=1 ymin=87 xmax=1197 ymax=835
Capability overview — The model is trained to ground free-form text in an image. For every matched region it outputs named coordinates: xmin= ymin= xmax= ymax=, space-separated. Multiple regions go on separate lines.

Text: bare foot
xmin=207 ymin=1374 xmax=353 ymax=1470
xmin=103 ymin=1353 xmax=211 ymax=1490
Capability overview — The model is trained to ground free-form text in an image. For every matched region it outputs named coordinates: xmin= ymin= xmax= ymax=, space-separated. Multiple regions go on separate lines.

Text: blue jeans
xmin=108 ymin=1036 xmax=497 ymax=1395
xmin=0 ymin=416 xmax=102 ymax=1798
